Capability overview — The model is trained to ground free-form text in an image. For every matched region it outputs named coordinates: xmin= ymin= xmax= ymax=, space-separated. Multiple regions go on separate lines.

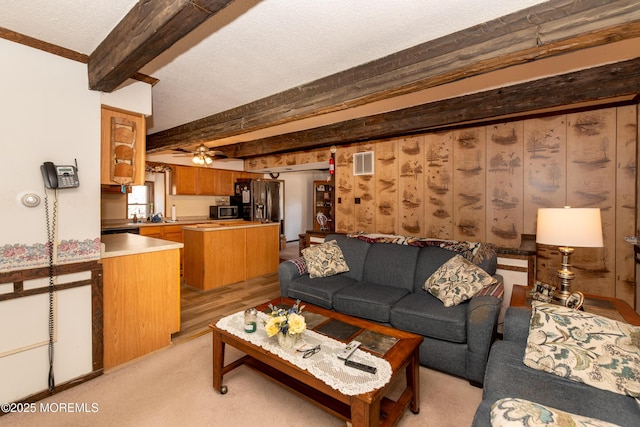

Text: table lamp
xmin=536 ymin=207 xmax=603 ymax=302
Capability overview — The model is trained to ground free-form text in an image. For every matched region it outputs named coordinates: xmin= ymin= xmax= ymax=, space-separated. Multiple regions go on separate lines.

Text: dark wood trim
xmin=8 ymin=370 xmax=103 ymax=408
xmin=146 ymin=0 xmax=640 ymax=152
xmin=220 ymin=57 xmax=640 ymax=158
xmin=496 ymin=265 xmax=528 ymax=273
xmin=0 ymin=26 xmax=87 ymax=63
xmin=0 ymin=27 xmax=159 ymax=87
xmin=0 ymin=260 xmax=104 ymax=402
xmin=0 ymin=261 xmax=100 ymax=300
xmin=92 ymin=265 xmax=104 ymax=373
xmin=88 ymin=0 xmax=234 ymax=92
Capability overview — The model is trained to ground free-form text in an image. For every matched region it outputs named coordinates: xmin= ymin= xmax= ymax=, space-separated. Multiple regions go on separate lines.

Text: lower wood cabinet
xmin=183 ymin=223 xmax=279 ymax=290
xmin=102 ymin=248 xmax=180 ymax=369
xmin=140 ymin=224 xmax=185 ymax=270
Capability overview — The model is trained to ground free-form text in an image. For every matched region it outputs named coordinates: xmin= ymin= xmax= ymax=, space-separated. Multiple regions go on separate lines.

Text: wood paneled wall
xmin=250 ymin=105 xmax=638 ymax=305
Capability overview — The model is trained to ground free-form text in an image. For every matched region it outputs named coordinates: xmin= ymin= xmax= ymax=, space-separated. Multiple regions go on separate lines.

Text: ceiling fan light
xmin=205 ymin=156 xmax=213 ymax=165
xmin=192 ymin=155 xmax=200 ymax=164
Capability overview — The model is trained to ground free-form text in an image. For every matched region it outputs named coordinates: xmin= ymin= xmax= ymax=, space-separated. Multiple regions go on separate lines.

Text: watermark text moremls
xmin=39 ymin=402 xmax=99 ymax=413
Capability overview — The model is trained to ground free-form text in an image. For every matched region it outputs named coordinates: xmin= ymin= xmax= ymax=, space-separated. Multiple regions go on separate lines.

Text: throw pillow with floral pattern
xmin=424 ymin=254 xmax=496 ymax=307
xmin=302 ymin=240 xmax=350 ymax=278
xmin=524 ymin=302 xmax=640 ymax=398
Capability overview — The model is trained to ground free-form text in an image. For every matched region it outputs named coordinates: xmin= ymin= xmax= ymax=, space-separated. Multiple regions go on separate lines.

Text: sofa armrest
xmin=502 ymin=306 xmax=532 ymax=344
xmin=465 ymin=295 xmax=501 ymax=384
xmin=278 ymin=260 xmax=305 ymax=297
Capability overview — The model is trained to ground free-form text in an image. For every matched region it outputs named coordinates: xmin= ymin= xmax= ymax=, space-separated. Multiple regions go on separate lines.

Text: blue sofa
xmin=472 ymin=306 xmax=640 ymax=427
xmin=278 ymin=234 xmax=503 ymax=385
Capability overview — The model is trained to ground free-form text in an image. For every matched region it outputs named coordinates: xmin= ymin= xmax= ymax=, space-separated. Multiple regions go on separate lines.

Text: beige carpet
xmin=3 ymin=332 xmax=481 ymax=426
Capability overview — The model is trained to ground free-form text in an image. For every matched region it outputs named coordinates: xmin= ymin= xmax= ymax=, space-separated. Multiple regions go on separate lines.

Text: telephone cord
xmin=44 ymin=189 xmax=56 ymax=393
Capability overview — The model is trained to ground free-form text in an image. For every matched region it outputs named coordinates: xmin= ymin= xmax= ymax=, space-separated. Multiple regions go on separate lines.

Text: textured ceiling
xmin=0 ymin=0 xmax=547 ymax=135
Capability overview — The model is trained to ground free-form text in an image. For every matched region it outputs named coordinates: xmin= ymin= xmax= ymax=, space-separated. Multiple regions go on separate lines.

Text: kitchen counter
xmin=100 ymin=233 xmax=183 ymax=258
xmin=100 ymin=217 xmax=238 ymax=231
xmin=182 ymin=221 xmax=278 ymax=231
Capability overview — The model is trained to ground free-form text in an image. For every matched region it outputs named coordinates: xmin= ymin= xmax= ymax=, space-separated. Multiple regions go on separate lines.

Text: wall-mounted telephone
xmin=41 ymin=161 xmax=80 ymax=189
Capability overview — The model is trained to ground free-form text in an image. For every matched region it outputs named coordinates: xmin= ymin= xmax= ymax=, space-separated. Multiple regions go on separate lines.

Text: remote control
xmin=345 ymin=359 xmax=377 ymax=374
xmin=337 ymin=340 xmax=361 ymax=360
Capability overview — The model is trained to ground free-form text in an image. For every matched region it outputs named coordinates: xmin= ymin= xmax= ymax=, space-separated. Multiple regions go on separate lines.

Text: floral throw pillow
xmin=490 ymin=397 xmax=621 ymax=427
xmin=524 ymin=302 xmax=640 ymax=398
xmin=301 ymin=240 xmax=350 ymax=279
xmin=424 ymin=254 xmax=496 ymax=307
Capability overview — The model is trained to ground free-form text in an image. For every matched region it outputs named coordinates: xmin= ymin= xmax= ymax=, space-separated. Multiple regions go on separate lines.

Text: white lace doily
xmin=216 ymin=311 xmax=393 ymax=396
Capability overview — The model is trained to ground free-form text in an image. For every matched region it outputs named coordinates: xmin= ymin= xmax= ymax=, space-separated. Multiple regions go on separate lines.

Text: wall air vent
xmin=353 ymin=151 xmax=374 ymax=176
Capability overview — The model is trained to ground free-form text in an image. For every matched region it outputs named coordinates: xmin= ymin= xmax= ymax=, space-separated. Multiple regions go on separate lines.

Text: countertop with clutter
xmin=101 ymin=217 xmax=240 ymax=232
xmin=182 ymin=221 xmax=280 ymax=231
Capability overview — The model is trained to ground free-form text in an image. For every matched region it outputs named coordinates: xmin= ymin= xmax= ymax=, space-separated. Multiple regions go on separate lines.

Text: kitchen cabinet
xmin=233 ymin=171 xmax=263 ymax=183
xmin=313 ymin=181 xmax=335 ymax=231
xmin=101 ymin=234 xmax=181 ymax=369
xmin=140 ymin=224 xmax=185 ymax=270
xmin=198 ymin=168 xmax=218 ymax=194
xmin=101 ymin=106 xmax=146 ymax=186
xmin=171 ymin=165 xmax=199 ymax=195
xmin=215 ymin=169 xmax=234 ymax=195
xmin=171 ymin=166 xmax=240 ymax=196
xmin=183 ymin=222 xmax=279 ymax=290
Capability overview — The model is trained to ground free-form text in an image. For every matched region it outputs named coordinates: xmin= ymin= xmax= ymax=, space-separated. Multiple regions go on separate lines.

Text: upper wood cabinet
xmin=233 ymin=171 xmax=263 ymax=182
xmin=170 ymin=166 xmax=240 ymax=196
xmin=171 ymin=165 xmax=199 ymax=195
xmin=214 ymin=169 xmax=234 ymax=195
xmin=101 ymin=106 xmax=146 ymax=186
xmin=198 ymin=168 xmax=218 ymax=195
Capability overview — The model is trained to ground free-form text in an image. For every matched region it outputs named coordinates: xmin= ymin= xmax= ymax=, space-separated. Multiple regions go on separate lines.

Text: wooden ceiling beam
xmin=222 ymin=57 xmax=640 ymax=158
xmin=146 ymin=0 xmax=640 ymax=153
xmin=88 ymin=0 xmax=234 ymax=92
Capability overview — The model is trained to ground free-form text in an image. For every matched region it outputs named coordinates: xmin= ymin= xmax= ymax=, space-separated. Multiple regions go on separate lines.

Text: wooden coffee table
xmin=210 ymin=297 xmax=423 ymax=427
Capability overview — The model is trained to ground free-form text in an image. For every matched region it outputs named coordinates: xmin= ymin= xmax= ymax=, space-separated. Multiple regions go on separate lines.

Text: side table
xmin=510 ymin=285 xmax=640 ymax=326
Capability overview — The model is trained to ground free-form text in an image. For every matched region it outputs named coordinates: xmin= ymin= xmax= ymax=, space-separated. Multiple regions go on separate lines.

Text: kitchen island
xmin=183 ymin=221 xmax=280 ymax=290
xmin=101 ymin=233 xmax=182 ymax=369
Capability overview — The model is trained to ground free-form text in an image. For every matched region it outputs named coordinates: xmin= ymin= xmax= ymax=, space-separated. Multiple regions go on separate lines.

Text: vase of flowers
xmin=265 ymin=300 xmax=306 ymax=348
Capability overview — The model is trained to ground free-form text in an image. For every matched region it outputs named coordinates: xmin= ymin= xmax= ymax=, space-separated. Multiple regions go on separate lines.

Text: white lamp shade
xmin=536 ymin=207 xmax=603 ymax=247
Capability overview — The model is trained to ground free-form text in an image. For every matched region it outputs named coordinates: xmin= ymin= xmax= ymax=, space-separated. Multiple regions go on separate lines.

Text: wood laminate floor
xmin=171 ymin=241 xmax=300 ymax=343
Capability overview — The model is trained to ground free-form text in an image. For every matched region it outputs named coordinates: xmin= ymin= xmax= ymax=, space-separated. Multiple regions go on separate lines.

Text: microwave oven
xmin=210 ymin=205 xmax=238 ymax=219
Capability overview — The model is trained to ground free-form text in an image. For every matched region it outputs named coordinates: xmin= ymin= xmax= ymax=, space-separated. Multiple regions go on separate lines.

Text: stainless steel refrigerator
xmin=250 ymin=180 xmax=281 ymax=223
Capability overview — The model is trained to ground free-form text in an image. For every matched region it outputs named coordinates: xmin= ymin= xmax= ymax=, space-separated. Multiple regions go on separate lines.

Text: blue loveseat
xmin=278 ymin=233 xmax=503 ymax=385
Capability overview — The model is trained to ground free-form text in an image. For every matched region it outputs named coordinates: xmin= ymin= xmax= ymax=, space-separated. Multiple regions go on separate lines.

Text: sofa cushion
xmin=390 ymin=292 xmax=467 ymax=343
xmin=361 ymin=243 xmax=420 ymax=292
xmin=286 ymin=274 xmax=357 ymax=309
xmin=302 ymin=240 xmax=350 ymax=278
xmin=325 ymin=234 xmax=371 ymax=282
xmin=482 ymin=341 xmax=640 ymax=427
xmin=332 ymin=282 xmax=409 ymax=323
xmin=524 ymin=302 xmax=640 ymax=398
xmin=490 ymin=398 xmax=620 ymax=427
xmin=424 ymin=255 xmax=497 ymax=307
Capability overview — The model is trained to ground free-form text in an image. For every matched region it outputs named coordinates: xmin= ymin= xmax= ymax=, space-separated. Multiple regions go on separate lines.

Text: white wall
xmin=0 ymin=40 xmax=100 ymax=265
xmin=0 ymin=38 xmax=151 ymax=402
xmin=281 ymin=170 xmax=329 ymax=241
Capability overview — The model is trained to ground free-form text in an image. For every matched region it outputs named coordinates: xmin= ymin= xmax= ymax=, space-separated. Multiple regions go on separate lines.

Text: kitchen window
xmin=127 ymin=182 xmax=154 ymax=219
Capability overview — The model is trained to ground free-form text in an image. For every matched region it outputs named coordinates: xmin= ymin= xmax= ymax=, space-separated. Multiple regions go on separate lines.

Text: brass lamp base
xmin=553 ymin=246 xmax=575 ymax=303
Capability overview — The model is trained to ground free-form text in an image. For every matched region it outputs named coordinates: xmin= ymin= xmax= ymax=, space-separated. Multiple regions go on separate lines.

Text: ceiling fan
xmin=172 ymin=143 xmax=228 ymax=165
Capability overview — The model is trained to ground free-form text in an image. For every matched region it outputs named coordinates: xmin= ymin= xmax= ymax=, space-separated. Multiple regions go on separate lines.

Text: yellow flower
xmin=287 ymin=313 xmax=306 ymax=335
xmin=265 ymin=317 xmax=281 ymax=337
